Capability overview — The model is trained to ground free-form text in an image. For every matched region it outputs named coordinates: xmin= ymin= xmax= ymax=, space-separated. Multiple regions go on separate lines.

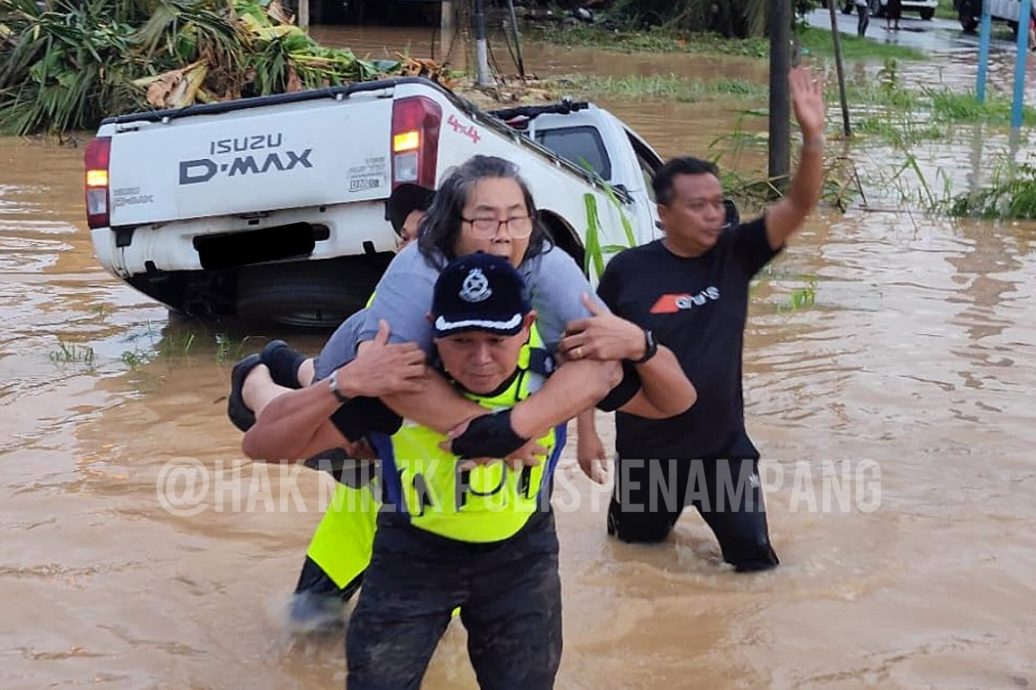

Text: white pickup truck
xmin=84 ymin=77 xmax=673 ymax=327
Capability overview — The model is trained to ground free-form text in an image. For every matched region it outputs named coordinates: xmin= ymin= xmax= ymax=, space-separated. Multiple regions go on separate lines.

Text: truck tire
xmin=236 ymin=255 xmax=392 ymax=329
xmin=870 ymin=0 xmax=884 ymax=18
xmin=920 ymin=7 xmax=934 ymax=19
xmin=841 ymin=2 xmax=853 ymax=15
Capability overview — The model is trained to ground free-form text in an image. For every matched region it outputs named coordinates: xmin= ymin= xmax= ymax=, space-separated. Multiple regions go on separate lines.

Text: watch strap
xmin=630 ymin=329 xmax=658 ymax=365
xmin=328 ymin=370 xmax=351 ymax=403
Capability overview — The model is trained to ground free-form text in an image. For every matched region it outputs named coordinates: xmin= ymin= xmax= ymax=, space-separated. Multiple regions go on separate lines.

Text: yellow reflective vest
xmin=371 ymin=325 xmax=562 ymax=543
xmin=305 ymin=325 xmax=562 ymax=587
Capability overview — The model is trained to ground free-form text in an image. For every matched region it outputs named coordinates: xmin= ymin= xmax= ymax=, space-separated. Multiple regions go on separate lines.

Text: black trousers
xmin=856 ymin=4 xmax=870 ymax=37
xmin=346 ymin=511 xmax=562 ymax=690
xmin=608 ymin=457 xmax=779 ymax=572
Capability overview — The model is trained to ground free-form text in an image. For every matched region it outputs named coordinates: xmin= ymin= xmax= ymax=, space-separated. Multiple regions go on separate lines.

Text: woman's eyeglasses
xmin=461 ymin=216 xmax=534 ymax=239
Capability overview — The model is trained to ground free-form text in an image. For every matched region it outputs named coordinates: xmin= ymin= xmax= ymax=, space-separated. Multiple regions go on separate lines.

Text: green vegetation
xmin=779 ymin=277 xmax=818 ymax=312
xmin=840 ymin=60 xmax=1036 ymax=148
xmin=50 ymin=340 xmax=96 ymax=365
xmin=797 ymin=26 xmax=926 ymax=61
xmin=934 ymin=3 xmax=958 ymax=21
xmin=563 ymin=74 xmax=769 ymax=102
xmin=0 ymin=0 xmax=420 ymax=135
xmin=948 ymin=163 xmax=1036 ymax=220
xmin=118 ymin=319 xmax=255 ymax=368
xmin=528 ymin=24 xmax=924 ymax=62
xmin=527 ymin=24 xmax=769 ymax=58
xmin=603 ymin=0 xmax=769 ymax=38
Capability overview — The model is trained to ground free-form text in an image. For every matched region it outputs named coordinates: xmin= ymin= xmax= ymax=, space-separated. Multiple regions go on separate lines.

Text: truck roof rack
xmin=488 ymin=99 xmax=590 ymax=123
xmin=101 ymin=77 xmax=440 ymax=125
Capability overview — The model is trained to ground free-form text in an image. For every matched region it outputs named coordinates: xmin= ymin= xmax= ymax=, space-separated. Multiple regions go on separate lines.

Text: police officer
xmin=345 ymin=252 xmax=694 ymax=690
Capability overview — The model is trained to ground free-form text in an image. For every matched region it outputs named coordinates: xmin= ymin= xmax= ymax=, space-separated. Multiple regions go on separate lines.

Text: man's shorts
xmin=607 ymin=457 xmax=779 ymax=572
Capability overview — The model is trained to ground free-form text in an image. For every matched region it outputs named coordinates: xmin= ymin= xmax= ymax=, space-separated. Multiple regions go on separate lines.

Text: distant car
xmin=826 ymin=0 xmax=938 ymax=20
xmin=954 ymin=0 xmax=1035 ymax=34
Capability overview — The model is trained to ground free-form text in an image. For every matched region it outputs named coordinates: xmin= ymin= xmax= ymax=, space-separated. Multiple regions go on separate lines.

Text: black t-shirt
xmin=596 ymin=217 xmax=780 ymax=460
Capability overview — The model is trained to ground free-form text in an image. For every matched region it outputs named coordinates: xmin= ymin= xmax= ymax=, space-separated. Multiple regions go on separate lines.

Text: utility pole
xmin=439 ymin=0 xmax=455 ymax=64
xmin=506 ymin=0 xmax=526 ymax=79
xmin=768 ymin=0 xmax=791 ymax=188
xmin=473 ymin=0 xmax=492 ymax=86
xmin=827 ymin=0 xmax=851 ymax=136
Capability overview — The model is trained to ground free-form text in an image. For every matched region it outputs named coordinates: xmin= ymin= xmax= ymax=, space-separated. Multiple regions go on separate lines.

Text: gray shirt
xmin=313 ymin=308 xmax=365 ymax=381
xmin=356 ymin=242 xmax=601 ymax=355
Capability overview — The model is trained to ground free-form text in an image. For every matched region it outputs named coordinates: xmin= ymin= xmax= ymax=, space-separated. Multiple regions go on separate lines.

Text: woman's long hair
xmin=417 ymin=155 xmax=553 ymax=269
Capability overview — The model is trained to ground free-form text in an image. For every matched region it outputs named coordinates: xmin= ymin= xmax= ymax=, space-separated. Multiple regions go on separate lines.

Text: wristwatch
xmin=328 ymin=369 xmax=351 ymax=404
xmin=630 ymin=329 xmax=658 ymax=364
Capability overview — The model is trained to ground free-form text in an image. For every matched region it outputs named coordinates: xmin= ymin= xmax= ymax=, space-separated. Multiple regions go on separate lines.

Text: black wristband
xmin=329 ymin=397 xmax=403 ymax=442
xmin=597 ymin=361 xmax=640 ymax=412
xmin=629 ymin=329 xmax=658 ymax=365
xmin=450 ymin=409 xmax=529 ymax=459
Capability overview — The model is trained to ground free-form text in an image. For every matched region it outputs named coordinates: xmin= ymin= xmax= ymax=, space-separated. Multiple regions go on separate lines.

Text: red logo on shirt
xmin=649 ymin=287 xmax=720 ymax=313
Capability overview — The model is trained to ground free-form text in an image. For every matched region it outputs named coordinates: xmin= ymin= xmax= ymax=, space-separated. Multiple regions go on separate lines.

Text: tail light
xmin=390 ymin=96 xmax=441 ymax=189
xmin=84 ymin=137 xmax=111 ymax=229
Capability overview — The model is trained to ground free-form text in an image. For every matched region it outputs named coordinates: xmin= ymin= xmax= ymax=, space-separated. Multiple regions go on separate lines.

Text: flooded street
xmin=3 ymin=27 xmax=1036 ymax=690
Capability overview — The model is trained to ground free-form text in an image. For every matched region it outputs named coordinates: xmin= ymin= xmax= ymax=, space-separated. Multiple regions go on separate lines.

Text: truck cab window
xmin=626 ymin=130 xmax=663 ymax=202
xmin=535 ymin=126 xmax=612 ymax=180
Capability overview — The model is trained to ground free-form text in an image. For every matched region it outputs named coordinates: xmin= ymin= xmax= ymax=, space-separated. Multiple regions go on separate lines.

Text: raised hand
xmin=790 ymin=66 xmax=826 ymax=142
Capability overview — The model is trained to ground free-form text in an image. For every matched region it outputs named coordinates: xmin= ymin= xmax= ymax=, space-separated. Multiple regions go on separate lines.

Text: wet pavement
xmin=3 ymin=24 xmax=1036 ymax=690
xmin=803 ymin=7 xmax=1003 ymax=54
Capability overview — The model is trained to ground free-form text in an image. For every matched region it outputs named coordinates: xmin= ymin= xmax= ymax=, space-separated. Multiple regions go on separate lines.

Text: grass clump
xmin=797 ymin=26 xmax=926 ymax=61
xmin=50 ymin=340 xmax=96 ymax=365
xmin=927 ymin=89 xmax=1036 ymax=126
xmin=563 ymin=74 xmax=768 ymax=102
xmin=527 ymin=24 xmax=770 ymax=58
xmin=118 ymin=319 xmax=253 ymax=368
xmin=948 ymin=163 xmax=1036 ymax=219
xmin=529 ymin=23 xmax=926 ymax=62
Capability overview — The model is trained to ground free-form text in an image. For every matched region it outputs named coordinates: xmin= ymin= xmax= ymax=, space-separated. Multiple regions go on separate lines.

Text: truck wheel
xmin=870 ymin=0 xmax=884 ymax=18
xmin=841 ymin=2 xmax=853 ymax=15
xmin=919 ymin=7 xmax=934 ymax=20
xmin=236 ymin=256 xmax=392 ymax=329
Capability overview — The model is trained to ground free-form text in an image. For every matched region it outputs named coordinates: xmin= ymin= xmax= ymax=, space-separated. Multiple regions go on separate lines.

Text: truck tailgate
xmin=107 ymin=98 xmax=393 ymax=226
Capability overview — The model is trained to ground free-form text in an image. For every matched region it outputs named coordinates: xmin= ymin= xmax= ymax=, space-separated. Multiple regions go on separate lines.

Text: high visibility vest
xmin=371 ymin=326 xmax=564 ymax=544
xmin=306 ymin=325 xmax=561 ymax=585
xmin=305 ymin=292 xmax=380 ymax=590
xmin=306 ymin=475 xmax=380 ymax=590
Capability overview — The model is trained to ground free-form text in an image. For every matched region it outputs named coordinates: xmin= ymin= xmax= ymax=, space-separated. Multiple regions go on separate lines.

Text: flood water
xmin=3 ymin=26 xmax=1036 ymax=690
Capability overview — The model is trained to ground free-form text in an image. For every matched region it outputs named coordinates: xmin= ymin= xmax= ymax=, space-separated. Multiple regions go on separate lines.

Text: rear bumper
xmin=91 ymin=201 xmax=395 ymax=277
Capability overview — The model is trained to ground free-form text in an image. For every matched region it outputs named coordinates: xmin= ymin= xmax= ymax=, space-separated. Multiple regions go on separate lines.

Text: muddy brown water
xmin=2 ymin=28 xmax=1036 ymax=690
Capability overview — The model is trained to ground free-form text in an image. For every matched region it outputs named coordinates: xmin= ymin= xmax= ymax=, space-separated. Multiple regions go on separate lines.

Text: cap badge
xmin=459 ymin=268 xmax=492 ymax=303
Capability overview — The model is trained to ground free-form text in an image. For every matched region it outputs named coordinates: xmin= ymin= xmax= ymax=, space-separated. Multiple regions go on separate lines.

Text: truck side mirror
xmin=611 ymin=183 xmax=631 ymax=202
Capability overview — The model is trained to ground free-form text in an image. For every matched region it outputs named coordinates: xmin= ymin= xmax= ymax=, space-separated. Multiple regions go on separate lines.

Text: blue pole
xmin=1012 ymin=0 xmax=1032 ymax=128
xmin=977 ymin=0 xmax=993 ymax=102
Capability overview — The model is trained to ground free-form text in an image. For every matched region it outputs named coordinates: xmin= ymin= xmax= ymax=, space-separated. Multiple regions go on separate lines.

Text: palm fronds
xmin=0 ymin=0 xmax=440 ymax=135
